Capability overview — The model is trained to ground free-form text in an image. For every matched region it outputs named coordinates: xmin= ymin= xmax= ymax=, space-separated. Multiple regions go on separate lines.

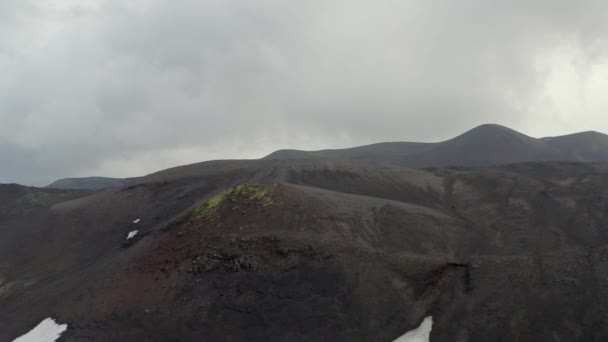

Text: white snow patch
xmin=127 ymin=230 xmax=139 ymax=239
xmin=12 ymin=317 xmax=68 ymax=342
xmin=393 ymin=316 xmax=433 ymax=342
xmin=132 ymin=218 xmax=141 ymax=224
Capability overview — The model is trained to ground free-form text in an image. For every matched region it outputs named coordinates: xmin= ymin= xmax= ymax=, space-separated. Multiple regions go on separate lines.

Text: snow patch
xmin=12 ymin=317 xmax=68 ymax=342
xmin=127 ymin=230 xmax=139 ymax=239
xmin=393 ymin=316 xmax=433 ymax=342
xmin=132 ymin=218 xmax=141 ymax=224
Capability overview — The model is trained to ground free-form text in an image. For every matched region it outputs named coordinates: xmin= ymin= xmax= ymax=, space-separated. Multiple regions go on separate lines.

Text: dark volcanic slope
xmin=3 ymin=160 xmax=608 ymax=341
xmin=267 ymin=141 xmax=436 ymax=162
xmin=265 ymin=124 xmax=608 ymax=167
xmin=46 ymin=177 xmax=136 ymax=190
xmin=543 ymin=131 xmax=608 ymax=161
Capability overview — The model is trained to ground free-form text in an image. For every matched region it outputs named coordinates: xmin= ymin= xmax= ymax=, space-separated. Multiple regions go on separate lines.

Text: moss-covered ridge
xmin=192 ymin=183 xmax=276 ymax=221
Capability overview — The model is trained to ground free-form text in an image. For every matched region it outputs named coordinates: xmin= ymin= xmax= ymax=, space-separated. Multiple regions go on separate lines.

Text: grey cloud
xmin=2 ymin=0 xmax=608 ymax=185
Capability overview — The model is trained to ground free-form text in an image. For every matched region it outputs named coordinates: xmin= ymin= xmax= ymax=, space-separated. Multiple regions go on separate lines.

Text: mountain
xmin=46 ymin=177 xmax=136 ymax=190
xmin=4 ymin=159 xmax=608 ymax=341
xmin=266 ymin=141 xmax=436 ymax=162
xmin=542 ymin=130 xmax=608 ymax=161
xmin=265 ymin=124 xmax=608 ymax=167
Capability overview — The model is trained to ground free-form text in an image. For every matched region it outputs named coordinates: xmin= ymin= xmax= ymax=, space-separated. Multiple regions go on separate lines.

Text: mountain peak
xmin=445 ymin=124 xmax=535 ymax=148
xmin=471 ymin=123 xmax=511 ymax=130
xmin=463 ymin=123 xmax=528 ymax=137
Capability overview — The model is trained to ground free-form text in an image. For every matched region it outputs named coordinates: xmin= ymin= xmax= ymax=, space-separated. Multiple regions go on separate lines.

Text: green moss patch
xmin=226 ymin=184 xmax=275 ymax=207
xmin=191 ymin=190 xmax=228 ymax=221
xmin=191 ymin=184 xmax=276 ymax=221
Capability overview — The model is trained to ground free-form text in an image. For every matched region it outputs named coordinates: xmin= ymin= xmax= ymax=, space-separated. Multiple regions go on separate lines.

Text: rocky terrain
xmin=3 ymin=158 xmax=608 ymax=341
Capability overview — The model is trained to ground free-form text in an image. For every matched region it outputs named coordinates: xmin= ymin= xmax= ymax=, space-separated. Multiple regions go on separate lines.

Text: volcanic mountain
xmin=4 ymin=125 xmax=608 ymax=341
xmin=266 ymin=124 xmax=608 ymax=167
xmin=46 ymin=124 xmax=608 ymax=190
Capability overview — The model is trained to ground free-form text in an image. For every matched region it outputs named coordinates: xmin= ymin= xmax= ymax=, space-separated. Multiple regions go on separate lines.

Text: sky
xmin=2 ymin=0 xmax=608 ymax=185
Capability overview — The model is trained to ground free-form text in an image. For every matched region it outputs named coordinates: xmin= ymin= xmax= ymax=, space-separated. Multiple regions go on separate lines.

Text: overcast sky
xmin=2 ymin=0 xmax=608 ymax=185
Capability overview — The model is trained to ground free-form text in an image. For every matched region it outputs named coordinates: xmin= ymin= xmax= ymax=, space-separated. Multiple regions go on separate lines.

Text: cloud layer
xmin=2 ymin=0 xmax=608 ymax=185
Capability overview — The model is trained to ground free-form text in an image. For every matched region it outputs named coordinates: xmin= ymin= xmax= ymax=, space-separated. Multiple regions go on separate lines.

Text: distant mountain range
xmin=46 ymin=124 xmax=608 ymax=190
xmin=46 ymin=177 xmax=136 ymax=190
xmin=265 ymin=124 xmax=608 ymax=167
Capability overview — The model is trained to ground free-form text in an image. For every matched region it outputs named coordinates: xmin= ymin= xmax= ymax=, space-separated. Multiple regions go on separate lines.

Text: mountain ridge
xmin=45 ymin=124 xmax=608 ymax=190
xmin=45 ymin=176 xmax=138 ymax=190
xmin=265 ymin=124 xmax=608 ymax=167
